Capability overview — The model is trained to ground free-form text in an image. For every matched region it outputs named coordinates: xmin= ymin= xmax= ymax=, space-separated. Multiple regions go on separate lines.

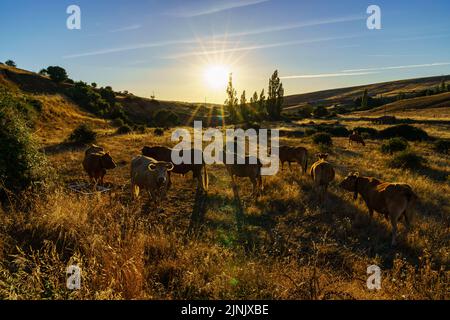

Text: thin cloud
xmin=343 ymin=62 xmax=450 ymax=73
xmin=110 ymin=24 xmax=142 ymax=33
xmin=165 ymin=35 xmax=360 ymax=59
xmin=281 ymin=72 xmax=378 ymax=79
xmin=168 ymin=0 xmax=269 ymax=17
xmin=216 ymin=15 xmax=365 ymax=38
xmin=63 ymin=39 xmax=197 ymax=59
xmin=63 ymin=14 xmax=364 ymax=59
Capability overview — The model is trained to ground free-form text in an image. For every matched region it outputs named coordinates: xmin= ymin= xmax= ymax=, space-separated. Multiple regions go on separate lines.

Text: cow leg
xmin=404 ymin=210 xmax=412 ymax=233
xmin=390 ymin=215 xmax=398 ymax=246
xmin=251 ymin=177 xmax=257 ymax=197
xmin=288 ymin=162 xmax=292 ymax=172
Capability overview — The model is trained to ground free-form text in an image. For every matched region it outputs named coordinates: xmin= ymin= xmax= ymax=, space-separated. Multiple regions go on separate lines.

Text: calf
xmin=309 ymin=153 xmax=335 ymax=204
xmin=278 ymin=146 xmax=308 ymax=173
xmin=130 ymin=155 xmax=174 ymax=206
xmin=349 ymin=131 xmax=366 ymax=146
xmin=223 ymin=152 xmax=263 ymax=197
xmin=82 ymin=152 xmax=116 ymax=185
xmin=339 ymin=172 xmax=417 ymax=246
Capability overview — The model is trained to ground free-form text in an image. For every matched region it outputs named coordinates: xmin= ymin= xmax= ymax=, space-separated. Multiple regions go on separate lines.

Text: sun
xmin=203 ymin=64 xmax=229 ymax=90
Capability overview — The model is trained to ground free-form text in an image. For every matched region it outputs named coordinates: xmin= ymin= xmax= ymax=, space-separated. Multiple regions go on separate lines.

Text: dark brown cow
xmin=223 ymin=153 xmax=263 ymax=197
xmin=141 ymin=146 xmax=208 ymax=191
xmin=82 ymin=152 xmax=116 ymax=185
xmin=339 ymin=172 xmax=417 ymax=246
xmin=349 ymin=131 xmax=366 ymax=146
xmin=278 ymin=146 xmax=308 ymax=173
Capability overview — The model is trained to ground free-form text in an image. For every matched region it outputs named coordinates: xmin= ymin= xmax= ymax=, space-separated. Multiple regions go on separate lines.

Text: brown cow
xmin=82 ymin=152 xmax=116 ymax=185
xmin=349 ymin=131 xmax=366 ymax=146
xmin=339 ymin=172 xmax=417 ymax=246
xmin=141 ymin=146 xmax=208 ymax=191
xmin=223 ymin=153 xmax=263 ymax=197
xmin=309 ymin=153 xmax=335 ymax=204
xmin=278 ymin=146 xmax=308 ymax=173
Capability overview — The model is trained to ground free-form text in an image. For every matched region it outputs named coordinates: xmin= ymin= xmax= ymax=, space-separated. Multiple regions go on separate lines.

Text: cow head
xmin=148 ymin=161 xmax=174 ymax=187
xmin=101 ymin=153 xmax=117 ymax=169
xmin=339 ymin=172 xmax=359 ymax=200
xmin=315 ymin=153 xmax=328 ymax=160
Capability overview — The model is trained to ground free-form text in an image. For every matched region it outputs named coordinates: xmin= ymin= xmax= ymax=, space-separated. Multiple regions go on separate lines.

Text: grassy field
xmin=0 ymin=116 xmax=448 ymax=299
xmin=0 ymin=66 xmax=448 ymax=299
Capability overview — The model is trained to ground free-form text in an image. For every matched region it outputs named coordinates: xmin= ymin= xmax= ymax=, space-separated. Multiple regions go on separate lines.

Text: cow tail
xmin=202 ymin=162 xmax=209 ymax=191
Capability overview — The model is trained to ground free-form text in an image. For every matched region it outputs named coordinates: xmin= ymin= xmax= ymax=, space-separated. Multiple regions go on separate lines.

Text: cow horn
xmin=165 ymin=162 xmax=174 ymax=171
xmin=148 ymin=163 xmax=156 ymax=171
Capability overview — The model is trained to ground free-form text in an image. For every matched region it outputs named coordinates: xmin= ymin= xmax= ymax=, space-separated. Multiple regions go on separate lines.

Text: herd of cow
xmin=82 ymin=132 xmax=417 ymax=246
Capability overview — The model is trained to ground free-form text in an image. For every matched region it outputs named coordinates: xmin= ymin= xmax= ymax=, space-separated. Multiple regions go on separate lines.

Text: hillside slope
xmin=284 ymin=75 xmax=450 ymax=108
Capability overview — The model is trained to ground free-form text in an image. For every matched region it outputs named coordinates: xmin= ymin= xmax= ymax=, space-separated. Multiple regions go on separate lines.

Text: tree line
xmin=224 ymin=70 xmax=284 ymax=123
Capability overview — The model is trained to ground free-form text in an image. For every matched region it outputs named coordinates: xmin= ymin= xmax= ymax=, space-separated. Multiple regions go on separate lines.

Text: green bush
xmin=0 ymin=88 xmax=50 ymax=196
xmin=112 ymin=118 xmax=125 ymax=127
xmin=153 ymin=110 xmax=180 ymax=127
xmin=134 ymin=124 xmax=146 ymax=133
xmin=320 ymin=125 xmax=349 ymax=137
xmin=312 ymin=132 xmax=332 ymax=146
xmin=388 ymin=151 xmax=426 ymax=170
xmin=381 ymin=138 xmax=409 ymax=154
xmin=379 ymin=124 xmax=429 ymax=141
xmin=154 ymin=128 xmax=164 ymax=136
xmin=68 ymin=123 xmax=97 ymax=144
xmin=304 ymin=128 xmax=317 ymax=136
xmin=116 ymin=124 xmax=132 ymax=135
xmin=354 ymin=127 xmax=379 ymax=138
xmin=434 ymin=139 xmax=450 ymax=154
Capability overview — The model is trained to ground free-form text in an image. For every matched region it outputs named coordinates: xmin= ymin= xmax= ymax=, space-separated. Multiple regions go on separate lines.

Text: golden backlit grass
xmin=0 ymin=120 xmax=449 ymax=299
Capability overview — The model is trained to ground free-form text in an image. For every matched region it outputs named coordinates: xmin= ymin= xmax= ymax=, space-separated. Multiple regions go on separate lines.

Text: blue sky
xmin=1 ymin=0 xmax=450 ymax=103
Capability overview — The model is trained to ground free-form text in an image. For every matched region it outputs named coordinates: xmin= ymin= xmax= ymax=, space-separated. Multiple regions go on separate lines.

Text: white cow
xmin=130 ymin=155 xmax=174 ymax=206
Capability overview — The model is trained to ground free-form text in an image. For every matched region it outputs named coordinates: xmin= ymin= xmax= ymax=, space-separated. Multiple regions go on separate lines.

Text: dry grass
xmin=1 ymin=117 xmax=448 ymax=300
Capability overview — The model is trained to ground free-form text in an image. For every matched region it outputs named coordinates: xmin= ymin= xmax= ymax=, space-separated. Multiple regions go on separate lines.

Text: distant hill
xmin=0 ymin=64 xmax=220 ymax=127
xmin=283 ymin=75 xmax=450 ymax=109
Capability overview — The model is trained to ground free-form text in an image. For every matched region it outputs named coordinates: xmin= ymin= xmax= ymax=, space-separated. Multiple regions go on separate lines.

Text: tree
xmin=91 ymin=82 xmax=97 ymax=88
xmin=38 ymin=69 xmax=48 ymax=76
xmin=267 ymin=70 xmax=284 ymax=120
xmin=258 ymin=89 xmax=266 ymax=117
xmin=5 ymin=60 xmax=16 ymax=67
xmin=224 ymin=73 xmax=238 ymax=123
xmin=440 ymin=80 xmax=447 ymax=92
xmin=361 ymin=89 xmax=369 ymax=110
xmin=239 ymin=90 xmax=251 ymax=122
xmin=45 ymin=66 xmax=69 ymax=83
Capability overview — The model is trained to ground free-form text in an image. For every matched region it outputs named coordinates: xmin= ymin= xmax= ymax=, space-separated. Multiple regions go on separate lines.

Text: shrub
xmin=312 ymin=106 xmax=329 ymax=118
xmin=434 ymin=139 xmax=450 ymax=154
xmin=154 ymin=128 xmax=164 ymax=136
xmin=321 ymin=125 xmax=349 ymax=137
xmin=112 ymin=118 xmax=125 ymax=127
xmin=68 ymin=123 xmax=97 ymax=144
xmin=153 ymin=110 xmax=180 ymax=127
xmin=304 ymin=128 xmax=317 ymax=136
xmin=134 ymin=125 xmax=146 ymax=133
xmin=379 ymin=125 xmax=429 ymax=141
xmin=0 ymin=88 xmax=49 ymax=196
xmin=354 ymin=127 xmax=379 ymax=138
xmin=381 ymin=138 xmax=409 ymax=154
xmin=312 ymin=132 xmax=332 ymax=146
xmin=388 ymin=151 xmax=426 ymax=170
xmin=5 ymin=60 xmax=16 ymax=67
xmin=116 ymin=124 xmax=132 ymax=135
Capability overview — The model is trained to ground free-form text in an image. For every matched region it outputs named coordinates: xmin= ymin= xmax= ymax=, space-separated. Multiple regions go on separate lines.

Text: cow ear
xmin=354 ymin=171 xmax=359 ymax=177
xmin=165 ymin=162 xmax=174 ymax=171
